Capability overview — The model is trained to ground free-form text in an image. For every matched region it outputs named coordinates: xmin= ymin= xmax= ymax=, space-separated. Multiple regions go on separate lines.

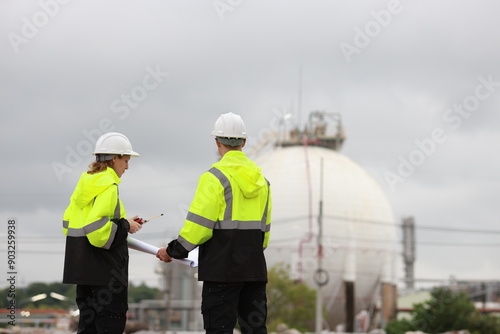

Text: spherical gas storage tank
xmin=255 ymin=144 xmax=399 ymax=328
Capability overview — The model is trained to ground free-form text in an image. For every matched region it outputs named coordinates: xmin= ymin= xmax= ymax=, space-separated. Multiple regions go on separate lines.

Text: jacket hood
xmin=72 ymin=167 xmax=121 ymax=209
xmin=213 ymin=151 xmax=266 ymax=198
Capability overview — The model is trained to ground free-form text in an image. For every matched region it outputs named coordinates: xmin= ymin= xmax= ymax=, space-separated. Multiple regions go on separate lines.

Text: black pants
xmin=76 ymin=284 xmax=128 ymax=334
xmin=201 ymin=281 xmax=267 ymax=334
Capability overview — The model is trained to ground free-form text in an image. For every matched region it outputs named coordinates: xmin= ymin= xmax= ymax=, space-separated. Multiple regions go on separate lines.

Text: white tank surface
xmin=255 ymin=144 xmax=398 ymax=326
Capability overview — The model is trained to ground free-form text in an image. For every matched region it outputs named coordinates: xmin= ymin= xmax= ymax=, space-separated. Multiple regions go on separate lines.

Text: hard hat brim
xmin=92 ymin=151 xmax=140 ymax=157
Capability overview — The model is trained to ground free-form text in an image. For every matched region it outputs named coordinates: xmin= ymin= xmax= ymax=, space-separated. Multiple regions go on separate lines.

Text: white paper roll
xmin=127 ymin=237 xmax=198 ymax=268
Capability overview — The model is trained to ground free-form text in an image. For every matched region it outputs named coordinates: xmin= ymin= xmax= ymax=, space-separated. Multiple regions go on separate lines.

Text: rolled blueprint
xmin=127 ymin=237 xmax=198 ymax=268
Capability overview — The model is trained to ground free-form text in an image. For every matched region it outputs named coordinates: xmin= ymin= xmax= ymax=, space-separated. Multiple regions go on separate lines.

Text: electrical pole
xmin=315 ymin=158 xmax=328 ymax=334
xmin=402 ymin=217 xmax=416 ymax=290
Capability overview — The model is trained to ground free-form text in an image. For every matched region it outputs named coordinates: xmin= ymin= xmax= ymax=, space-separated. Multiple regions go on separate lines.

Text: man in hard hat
xmin=157 ymin=112 xmax=272 ymax=334
xmin=62 ymin=132 xmax=143 ymax=334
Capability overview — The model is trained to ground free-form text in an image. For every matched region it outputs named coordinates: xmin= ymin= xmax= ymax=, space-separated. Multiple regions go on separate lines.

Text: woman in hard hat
xmin=62 ymin=132 xmax=142 ymax=334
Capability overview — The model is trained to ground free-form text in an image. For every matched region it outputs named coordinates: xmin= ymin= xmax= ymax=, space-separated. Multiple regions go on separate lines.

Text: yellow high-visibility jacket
xmin=168 ymin=150 xmax=272 ymax=282
xmin=62 ymin=167 xmax=130 ymax=286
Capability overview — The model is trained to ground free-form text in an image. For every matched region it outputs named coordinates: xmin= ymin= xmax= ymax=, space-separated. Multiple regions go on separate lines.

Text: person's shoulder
xmin=87 ymin=169 xmax=119 ymax=189
xmin=197 ymin=167 xmax=226 ymax=185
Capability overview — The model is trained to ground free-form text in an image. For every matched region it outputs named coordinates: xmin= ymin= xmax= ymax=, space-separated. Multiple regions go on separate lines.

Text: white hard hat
xmin=93 ymin=132 xmax=140 ymax=157
xmin=211 ymin=112 xmax=247 ymax=138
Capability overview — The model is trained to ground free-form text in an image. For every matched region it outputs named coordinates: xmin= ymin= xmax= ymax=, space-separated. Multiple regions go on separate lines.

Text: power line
xmin=0 ymin=249 xmax=63 ymax=255
xmin=269 ymin=235 xmax=500 ymax=248
xmin=273 ymin=214 xmax=500 ymax=235
xmin=418 ymin=241 xmax=500 ymax=247
xmin=1 ymin=216 xmax=498 ymax=249
xmin=414 ymin=224 xmax=500 ymax=234
xmin=0 ymin=239 xmax=498 ymax=257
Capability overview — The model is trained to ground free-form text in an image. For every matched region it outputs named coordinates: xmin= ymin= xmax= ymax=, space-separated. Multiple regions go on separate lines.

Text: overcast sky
xmin=1 ymin=0 xmax=499 ymax=290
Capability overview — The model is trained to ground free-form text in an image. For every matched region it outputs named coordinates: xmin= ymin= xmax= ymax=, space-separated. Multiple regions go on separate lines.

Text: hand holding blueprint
xmin=127 ymin=237 xmax=198 ymax=268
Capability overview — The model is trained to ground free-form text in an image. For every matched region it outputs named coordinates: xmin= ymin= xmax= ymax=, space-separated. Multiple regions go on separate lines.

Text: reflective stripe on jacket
xmin=172 ymin=150 xmax=272 ymax=282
